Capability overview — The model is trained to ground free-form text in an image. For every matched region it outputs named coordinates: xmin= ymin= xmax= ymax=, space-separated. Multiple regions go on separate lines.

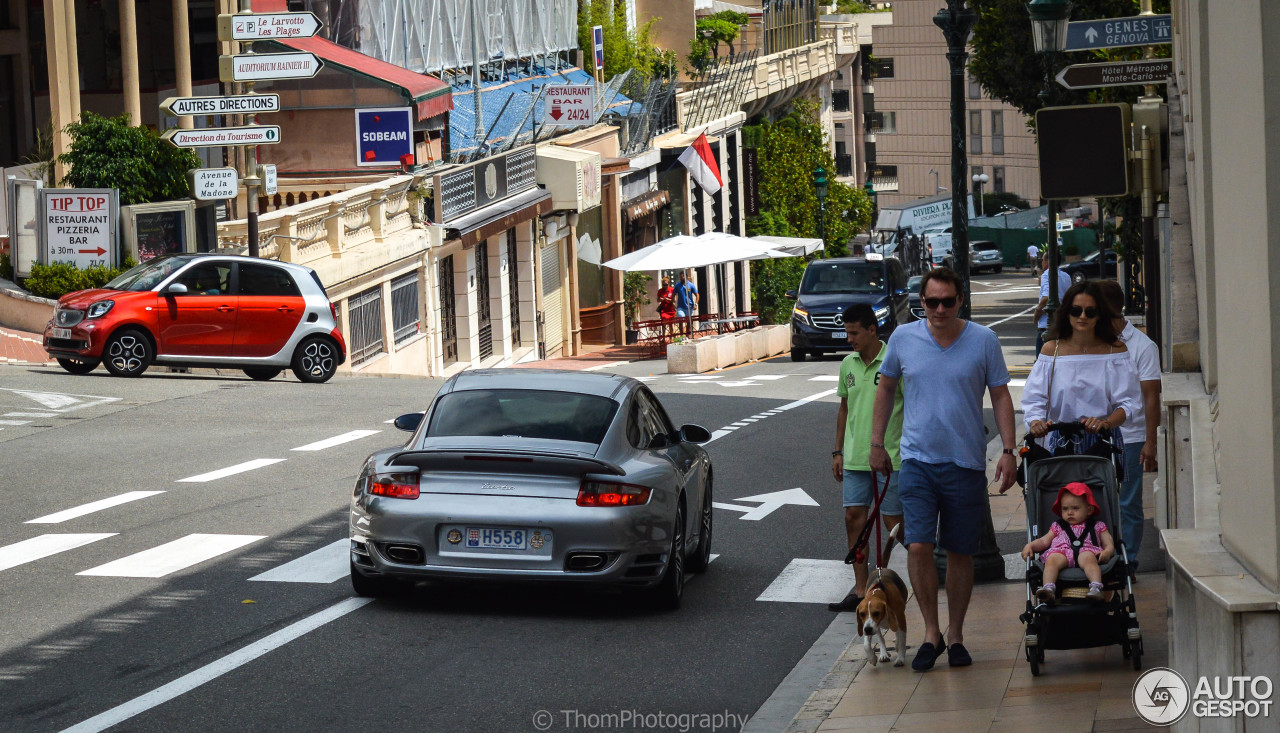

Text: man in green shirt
xmin=828 ymin=303 xmax=906 ymax=612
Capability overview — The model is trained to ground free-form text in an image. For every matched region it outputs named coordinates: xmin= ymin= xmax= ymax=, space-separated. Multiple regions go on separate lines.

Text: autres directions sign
xmin=161 ymin=94 xmax=280 ymax=117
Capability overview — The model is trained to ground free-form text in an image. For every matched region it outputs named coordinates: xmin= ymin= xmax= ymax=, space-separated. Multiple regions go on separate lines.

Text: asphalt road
xmin=0 ymin=271 xmax=1038 ymax=733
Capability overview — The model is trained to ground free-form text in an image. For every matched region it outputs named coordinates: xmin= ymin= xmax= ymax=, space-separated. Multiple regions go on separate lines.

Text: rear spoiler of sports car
xmin=385 ymin=449 xmax=626 ymax=477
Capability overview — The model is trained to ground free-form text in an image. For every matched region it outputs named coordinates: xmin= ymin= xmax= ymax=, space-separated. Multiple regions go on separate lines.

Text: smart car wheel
xmin=56 ymin=357 xmax=100 ymax=375
xmin=103 ymin=329 xmax=152 ymax=378
xmin=291 ymin=337 xmax=338 ymax=384
xmin=243 ymin=367 xmax=282 ymax=381
xmin=647 ymin=501 xmax=686 ymax=610
xmin=349 ymin=560 xmax=404 ymax=598
xmin=686 ymin=475 xmax=713 ymax=573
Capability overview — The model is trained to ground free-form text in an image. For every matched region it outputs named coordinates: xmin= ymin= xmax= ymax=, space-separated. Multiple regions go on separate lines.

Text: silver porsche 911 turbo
xmin=348 ymin=369 xmax=714 ymax=609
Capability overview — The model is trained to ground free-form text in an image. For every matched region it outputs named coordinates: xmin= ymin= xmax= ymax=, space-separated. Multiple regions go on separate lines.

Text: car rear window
xmin=427 ymin=389 xmax=619 ymax=444
xmin=973 ymin=242 xmax=1000 ymax=251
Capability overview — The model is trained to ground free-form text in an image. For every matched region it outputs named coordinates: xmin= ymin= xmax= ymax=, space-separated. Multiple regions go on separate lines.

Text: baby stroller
xmin=1018 ymin=422 xmax=1142 ymax=676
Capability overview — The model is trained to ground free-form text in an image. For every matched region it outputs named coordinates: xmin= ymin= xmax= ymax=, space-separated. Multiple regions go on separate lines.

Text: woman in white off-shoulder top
xmin=1021 ymin=281 xmax=1141 ymax=449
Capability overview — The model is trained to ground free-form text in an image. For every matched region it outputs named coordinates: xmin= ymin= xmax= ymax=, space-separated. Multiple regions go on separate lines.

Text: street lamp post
xmin=972 ymin=173 xmax=989 ymax=217
xmin=1029 ymin=0 xmax=1073 ymax=325
xmin=934 ymin=0 xmax=976 ymax=322
xmin=814 ymin=165 xmax=829 ymax=244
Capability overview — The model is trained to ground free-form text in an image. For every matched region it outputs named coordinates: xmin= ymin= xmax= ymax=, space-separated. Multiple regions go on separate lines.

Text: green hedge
xmin=23 ymin=259 xmax=137 ymax=300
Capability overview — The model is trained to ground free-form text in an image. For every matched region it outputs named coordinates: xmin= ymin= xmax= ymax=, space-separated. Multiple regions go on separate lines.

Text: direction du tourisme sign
xmin=355 ymin=107 xmax=414 ymax=167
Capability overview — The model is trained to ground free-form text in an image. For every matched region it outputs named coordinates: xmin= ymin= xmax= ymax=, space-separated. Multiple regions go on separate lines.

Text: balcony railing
xmin=675 ymin=38 xmax=837 ymax=127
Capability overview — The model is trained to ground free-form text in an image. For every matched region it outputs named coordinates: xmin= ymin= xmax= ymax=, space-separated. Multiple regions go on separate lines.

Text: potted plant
xmin=1063 ymin=242 xmax=1082 ymax=262
xmin=623 ymin=271 xmax=652 ymax=344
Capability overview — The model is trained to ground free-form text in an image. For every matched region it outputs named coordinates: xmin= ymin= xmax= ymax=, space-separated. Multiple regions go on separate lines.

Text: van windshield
xmin=800 ymin=262 xmax=886 ymax=295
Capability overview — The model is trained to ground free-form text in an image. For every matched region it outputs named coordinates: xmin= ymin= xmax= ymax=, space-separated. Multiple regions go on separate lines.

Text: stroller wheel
xmin=1029 ymin=650 xmax=1041 ymax=676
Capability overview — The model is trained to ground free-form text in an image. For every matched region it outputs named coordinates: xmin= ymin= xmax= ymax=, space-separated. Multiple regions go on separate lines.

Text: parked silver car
xmin=349 ymin=370 xmax=714 ymax=609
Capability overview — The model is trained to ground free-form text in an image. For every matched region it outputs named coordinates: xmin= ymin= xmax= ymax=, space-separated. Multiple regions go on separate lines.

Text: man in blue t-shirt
xmin=870 ymin=267 xmax=1018 ymax=672
xmin=673 ymin=270 xmax=699 ymax=318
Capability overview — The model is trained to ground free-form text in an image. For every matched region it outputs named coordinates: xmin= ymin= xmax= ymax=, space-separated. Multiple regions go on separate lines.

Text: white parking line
xmin=248 ymin=539 xmax=350 ymax=584
xmin=61 ymin=597 xmax=373 ymax=733
xmin=291 ymin=430 xmax=381 ymax=452
xmin=78 ymin=534 xmax=265 ymax=578
xmin=176 ymin=458 xmax=286 ymax=483
xmin=583 ymin=361 xmax=629 ymax=371
xmin=983 ymin=303 xmax=1037 ymax=329
xmin=26 ymin=491 xmax=165 ymax=524
xmin=0 ymin=534 xmax=117 ymax=572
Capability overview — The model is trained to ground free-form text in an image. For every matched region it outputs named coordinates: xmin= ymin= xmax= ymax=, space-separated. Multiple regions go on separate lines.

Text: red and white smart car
xmin=43 ymin=254 xmax=346 ymax=382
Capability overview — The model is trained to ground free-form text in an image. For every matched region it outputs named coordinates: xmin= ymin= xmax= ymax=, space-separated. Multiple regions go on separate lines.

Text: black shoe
xmin=912 ymin=641 xmax=947 ymax=671
xmin=828 ymin=590 xmax=862 ymax=612
xmin=947 ymin=643 xmax=972 ymax=667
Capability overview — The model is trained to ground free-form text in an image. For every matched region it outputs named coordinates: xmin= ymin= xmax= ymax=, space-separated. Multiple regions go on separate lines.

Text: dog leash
xmin=845 ymin=471 xmax=892 ymax=567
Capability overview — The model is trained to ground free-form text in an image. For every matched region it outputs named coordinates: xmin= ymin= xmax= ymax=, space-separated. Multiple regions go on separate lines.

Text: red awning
xmin=252 ymin=0 xmax=452 ymax=119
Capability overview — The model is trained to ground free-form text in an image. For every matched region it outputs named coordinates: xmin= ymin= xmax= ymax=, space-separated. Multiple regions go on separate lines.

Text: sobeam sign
xmin=1036 ymin=104 xmax=1132 ymax=200
xmin=355 ymin=108 xmax=414 ymax=167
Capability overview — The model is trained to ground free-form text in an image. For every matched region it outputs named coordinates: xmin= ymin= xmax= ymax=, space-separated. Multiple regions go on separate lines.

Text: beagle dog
xmin=855 ymin=525 xmax=909 ymax=667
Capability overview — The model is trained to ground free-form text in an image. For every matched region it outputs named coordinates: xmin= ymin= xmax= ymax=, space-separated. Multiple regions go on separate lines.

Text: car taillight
xmin=329 ymin=302 xmax=338 ymax=320
xmin=368 ymin=472 xmax=419 ymax=499
xmin=577 ymin=481 xmax=651 ymax=507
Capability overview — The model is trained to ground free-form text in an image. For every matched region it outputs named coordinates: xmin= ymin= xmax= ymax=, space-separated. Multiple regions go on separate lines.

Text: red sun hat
xmin=1052 ymin=482 xmax=1100 ymax=515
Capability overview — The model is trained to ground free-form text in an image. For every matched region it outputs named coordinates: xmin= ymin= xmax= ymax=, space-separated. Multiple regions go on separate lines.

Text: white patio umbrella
xmin=601 ymin=232 xmax=794 ymax=272
xmin=750 ymin=235 xmax=825 ymax=256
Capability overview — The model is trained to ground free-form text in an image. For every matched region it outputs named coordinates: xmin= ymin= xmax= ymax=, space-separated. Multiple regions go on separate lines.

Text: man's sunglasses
xmin=1069 ymin=305 xmax=1099 ymax=318
xmin=923 ymin=297 xmax=958 ymax=309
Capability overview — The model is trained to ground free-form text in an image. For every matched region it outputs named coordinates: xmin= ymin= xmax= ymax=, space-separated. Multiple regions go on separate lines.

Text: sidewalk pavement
xmin=783 ymin=472 xmax=1167 ymax=733
xmin=512 ymin=343 xmax=657 ymax=371
xmin=0 ymin=325 xmax=53 ymax=366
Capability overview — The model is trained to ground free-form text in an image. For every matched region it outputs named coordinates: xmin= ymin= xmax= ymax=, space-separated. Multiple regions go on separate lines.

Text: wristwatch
xmin=1002 ymin=448 xmax=1016 ymax=456
xmin=831 ymin=450 xmax=842 ymax=457
xmin=870 ymin=442 xmax=885 ymax=449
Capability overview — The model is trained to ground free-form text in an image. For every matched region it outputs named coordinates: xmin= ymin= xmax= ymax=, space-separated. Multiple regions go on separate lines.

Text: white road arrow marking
xmin=0 ymin=387 xmax=121 ymax=412
xmin=713 ymin=488 xmax=819 ymax=521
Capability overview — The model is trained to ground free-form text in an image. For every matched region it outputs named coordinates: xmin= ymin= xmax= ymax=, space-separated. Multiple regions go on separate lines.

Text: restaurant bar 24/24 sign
xmin=38 ymin=188 xmax=119 ymax=269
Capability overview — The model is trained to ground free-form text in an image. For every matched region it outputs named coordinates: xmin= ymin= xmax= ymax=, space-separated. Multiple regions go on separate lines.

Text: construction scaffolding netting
xmin=300 ymin=0 xmax=579 ymax=74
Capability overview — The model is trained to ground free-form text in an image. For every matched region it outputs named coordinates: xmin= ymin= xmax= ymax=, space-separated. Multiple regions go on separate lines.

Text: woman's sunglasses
xmin=1068 ymin=305 xmax=1099 ymax=318
xmin=923 ymin=297 xmax=958 ymax=309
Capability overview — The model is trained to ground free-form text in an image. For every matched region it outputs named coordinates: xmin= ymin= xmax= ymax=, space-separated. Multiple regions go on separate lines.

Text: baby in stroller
xmin=1021 ymin=482 xmax=1115 ymax=604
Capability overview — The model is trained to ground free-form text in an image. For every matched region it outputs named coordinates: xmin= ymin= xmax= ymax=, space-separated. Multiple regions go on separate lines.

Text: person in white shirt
xmin=1027 ymin=244 xmax=1041 ymax=276
xmin=1033 ymin=252 xmax=1074 ymax=356
xmin=1096 ymin=280 xmax=1160 ymax=569
xmin=1021 ymin=280 xmax=1141 ymax=453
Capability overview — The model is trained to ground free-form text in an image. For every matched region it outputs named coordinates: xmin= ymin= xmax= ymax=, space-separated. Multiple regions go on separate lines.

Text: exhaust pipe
xmin=566 ymin=553 xmax=606 ymax=572
xmin=384 ymin=544 xmax=425 ymax=564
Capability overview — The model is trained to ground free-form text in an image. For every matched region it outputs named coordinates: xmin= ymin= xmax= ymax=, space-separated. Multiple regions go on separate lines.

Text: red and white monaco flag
xmin=678 ymin=133 xmax=723 ymax=195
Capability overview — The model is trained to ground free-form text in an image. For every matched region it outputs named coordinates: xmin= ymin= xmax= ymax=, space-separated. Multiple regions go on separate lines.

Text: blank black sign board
xmin=1037 ymin=104 xmax=1131 ymax=199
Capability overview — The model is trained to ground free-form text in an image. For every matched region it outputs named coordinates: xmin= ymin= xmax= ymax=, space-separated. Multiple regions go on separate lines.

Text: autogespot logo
xmin=1133 ymin=667 xmax=1190 ymax=726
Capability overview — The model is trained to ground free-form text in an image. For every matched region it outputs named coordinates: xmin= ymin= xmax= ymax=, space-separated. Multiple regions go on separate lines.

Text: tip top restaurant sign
xmin=38 ymin=189 xmax=119 ymax=270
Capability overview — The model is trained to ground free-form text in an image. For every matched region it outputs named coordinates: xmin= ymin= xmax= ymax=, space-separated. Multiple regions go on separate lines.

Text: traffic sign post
xmin=189 ymin=168 xmax=239 ymax=201
xmin=261 ymin=164 xmax=278 ymax=196
xmin=162 ymin=126 xmax=281 ymax=147
xmin=218 ymin=52 xmax=323 ymax=83
xmin=1055 ymin=59 xmax=1173 ymax=90
xmin=161 ymin=93 xmax=280 ymax=117
xmin=217 ymin=11 xmax=322 ymax=40
xmin=1064 ymin=14 xmax=1171 ymax=52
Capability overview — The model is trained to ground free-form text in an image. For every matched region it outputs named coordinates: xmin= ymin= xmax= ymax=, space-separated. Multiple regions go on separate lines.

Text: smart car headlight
xmin=87 ymin=300 xmax=115 ymax=319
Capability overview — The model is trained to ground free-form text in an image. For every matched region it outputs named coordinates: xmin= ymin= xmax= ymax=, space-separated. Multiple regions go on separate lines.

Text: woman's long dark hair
xmin=1049 ymin=281 xmax=1121 ymax=343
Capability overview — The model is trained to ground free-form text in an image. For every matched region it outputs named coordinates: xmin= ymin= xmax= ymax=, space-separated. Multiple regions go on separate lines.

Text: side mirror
xmin=893 ymin=288 xmax=907 ymax=296
xmin=393 ymin=413 xmax=424 ymax=432
xmin=784 ymin=290 xmax=797 ymax=300
xmin=679 ymin=424 xmax=712 ymax=444
xmin=164 ymin=283 xmax=189 ymax=295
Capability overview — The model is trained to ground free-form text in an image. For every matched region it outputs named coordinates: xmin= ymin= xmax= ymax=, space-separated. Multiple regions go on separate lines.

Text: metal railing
xmin=390 ymin=272 xmax=421 ymax=345
xmin=347 ymin=285 xmax=385 ymax=366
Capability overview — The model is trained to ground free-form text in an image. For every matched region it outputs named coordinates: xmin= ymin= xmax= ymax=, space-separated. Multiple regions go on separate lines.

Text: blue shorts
xmin=842 ymin=470 xmax=902 ymax=515
xmin=898 ymin=459 xmax=989 ymax=555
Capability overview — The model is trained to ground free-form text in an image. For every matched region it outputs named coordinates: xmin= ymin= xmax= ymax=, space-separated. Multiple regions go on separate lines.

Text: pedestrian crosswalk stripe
xmin=291 ymin=430 xmax=381 ymax=452
xmin=176 ymin=458 xmax=286 ymax=483
xmin=756 ymin=559 xmax=857 ymax=603
xmin=0 ymin=419 xmax=31 ymax=426
xmin=26 ymin=491 xmax=165 ymax=524
xmin=808 ymin=375 xmax=839 ymax=382
xmin=248 ymin=539 xmax=349 ymax=584
xmin=78 ymin=534 xmax=264 ymax=578
xmin=0 ymin=533 xmax=117 ymax=572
